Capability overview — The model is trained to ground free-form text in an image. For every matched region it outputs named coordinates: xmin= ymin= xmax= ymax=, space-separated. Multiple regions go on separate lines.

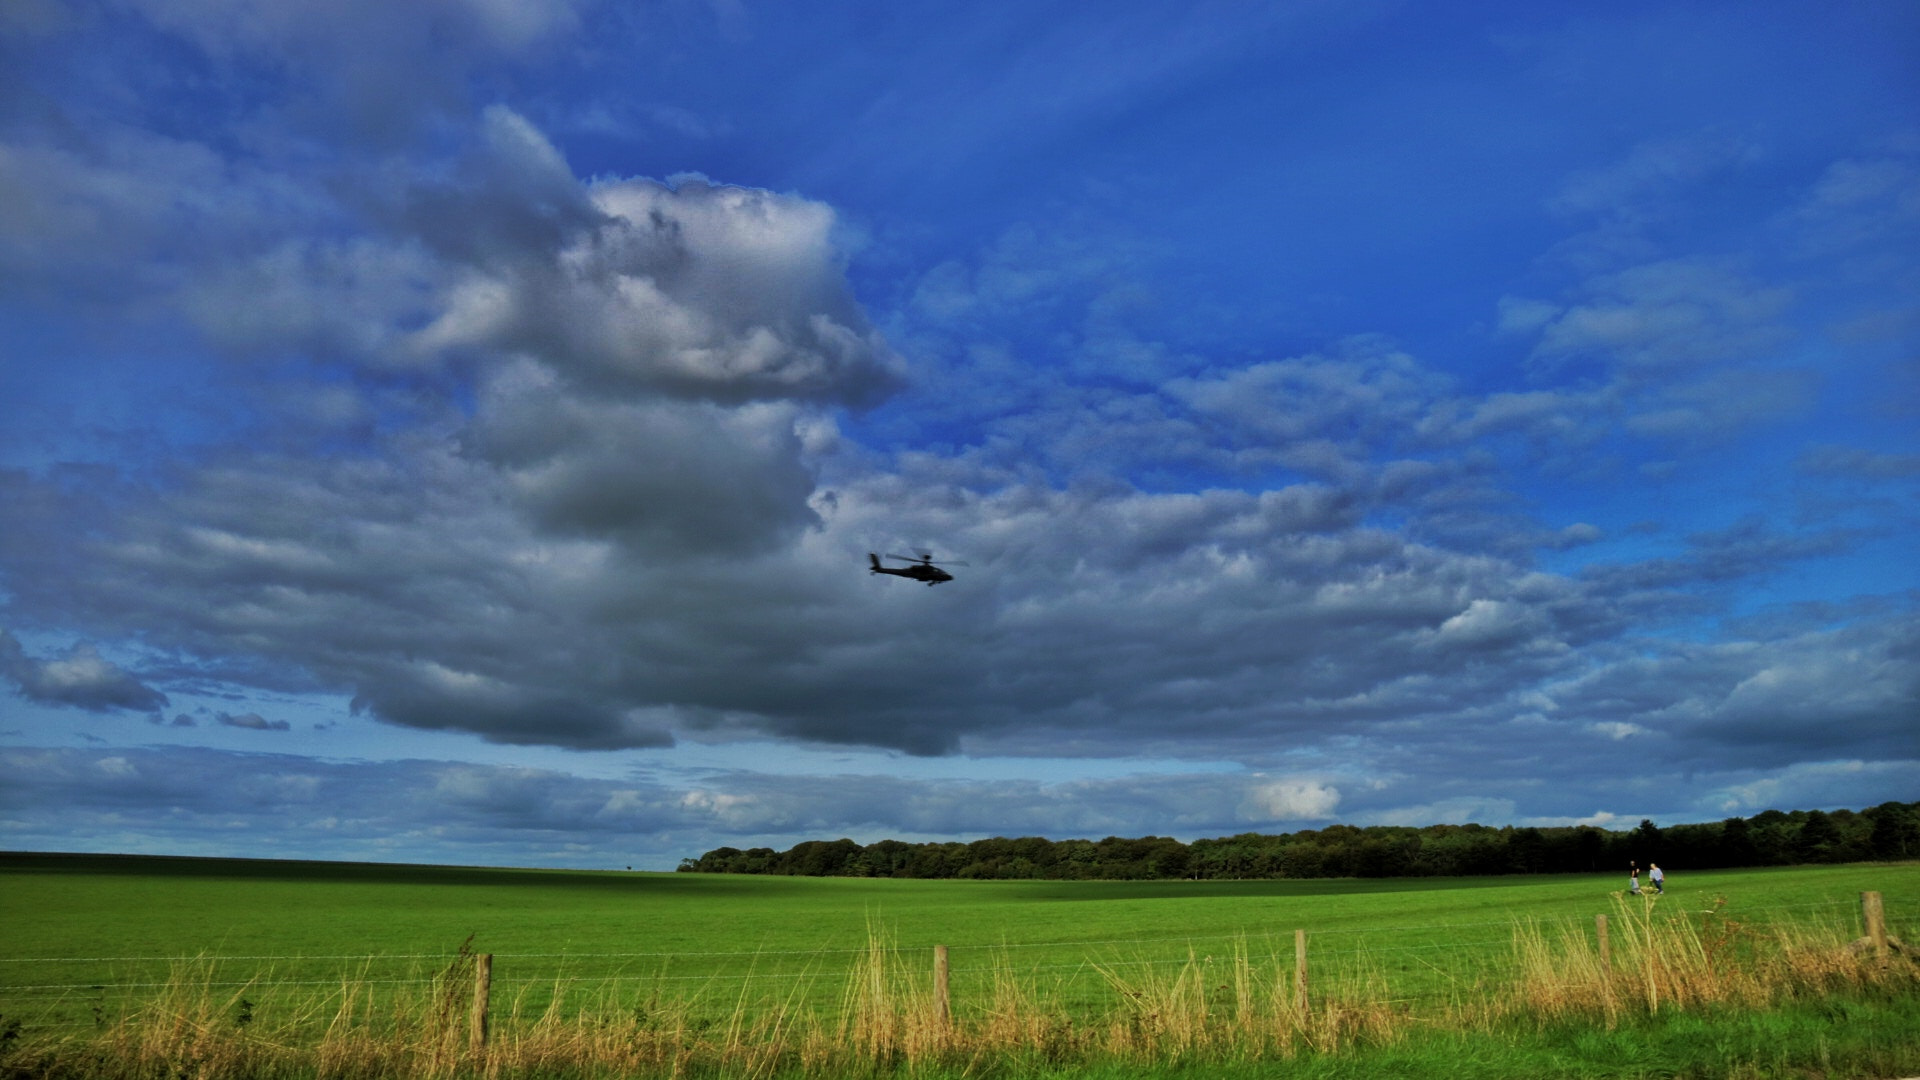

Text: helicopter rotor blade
xmin=884 ymin=552 xmax=969 ymax=567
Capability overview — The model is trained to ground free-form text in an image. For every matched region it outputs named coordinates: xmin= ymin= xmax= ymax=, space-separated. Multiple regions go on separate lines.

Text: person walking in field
xmin=1629 ymin=865 xmax=1641 ymax=894
xmin=1649 ymin=863 xmax=1664 ymax=894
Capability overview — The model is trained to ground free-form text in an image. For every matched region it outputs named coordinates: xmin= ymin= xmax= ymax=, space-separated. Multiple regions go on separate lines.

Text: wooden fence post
xmin=1293 ymin=929 xmax=1308 ymax=1014
xmin=1861 ymin=891 xmax=1887 ymax=963
xmin=934 ymin=945 xmax=950 ymax=1029
xmin=1596 ymin=913 xmax=1610 ymax=978
xmin=470 ymin=953 xmax=492 ymax=1052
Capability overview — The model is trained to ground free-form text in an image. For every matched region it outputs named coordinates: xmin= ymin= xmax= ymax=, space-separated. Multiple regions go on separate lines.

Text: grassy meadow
xmin=1 ymin=852 xmax=1916 ymax=1078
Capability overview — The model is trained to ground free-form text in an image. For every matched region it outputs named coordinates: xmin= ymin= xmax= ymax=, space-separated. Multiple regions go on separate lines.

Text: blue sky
xmin=1 ymin=0 xmax=1915 ymax=870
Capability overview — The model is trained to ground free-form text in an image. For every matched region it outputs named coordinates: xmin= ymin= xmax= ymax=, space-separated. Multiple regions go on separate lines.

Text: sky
xmin=1 ymin=0 xmax=1916 ymax=871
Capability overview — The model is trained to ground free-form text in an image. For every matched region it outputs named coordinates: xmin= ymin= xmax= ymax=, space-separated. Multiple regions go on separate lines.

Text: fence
xmin=1 ymin=891 xmax=1905 ymax=1044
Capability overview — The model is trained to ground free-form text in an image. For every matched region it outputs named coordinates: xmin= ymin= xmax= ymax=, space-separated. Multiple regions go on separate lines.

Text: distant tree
xmin=1828 ymin=809 xmax=1874 ymax=863
xmin=1355 ymin=832 xmax=1419 ymax=877
xmin=1746 ymin=810 xmax=1793 ymax=864
xmin=1092 ymin=835 xmax=1158 ymax=879
xmin=1564 ymin=825 xmax=1608 ymax=873
xmin=907 ymin=842 xmax=966 ymax=878
xmin=676 ymin=799 xmax=1908 ymax=880
xmin=965 ymin=836 xmax=1014 ymax=878
xmin=1186 ymin=836 xmax=1229 ymax=878
xmin=683 ymin=846 xmax=742 ymax=873
xmin=1719 ymin=817 xmax=1757 ymax=867
xmin=1008 ymin=836 xmax=1060 ymax=877
xmin=1145 ymin=838 xmax=1191 ymax=880
xmin=785 ymin=838 xmax=861 ymax=876
xmin=1630 ymin=819 xmax=1664 ymax=864
xmin=1795 ymin=810 xmax=1841 ymax=863
xmin=859 ymin=839 xmax=916 ymax=878
xmin=1867 ymin=802 xmax=1919 ymax=860
xmin=1057 ymin=838 xmax=1099 ymax=879
xmin=1277 ymin=840 xmax=1326 ymax=879
xmin=1506 ymin=827 xmax=1546 ymax=874
xmin=1661 ymin=822 xmax=1720 ymax=869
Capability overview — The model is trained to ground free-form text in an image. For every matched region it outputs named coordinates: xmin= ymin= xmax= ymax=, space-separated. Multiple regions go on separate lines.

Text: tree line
xmin=678 ymin=802 xmax=1919 ymax=880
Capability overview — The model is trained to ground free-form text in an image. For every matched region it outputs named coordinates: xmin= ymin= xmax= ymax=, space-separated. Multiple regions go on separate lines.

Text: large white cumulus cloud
xmin=0 ymin=83 xmax=905 ymax=746
xmin=404 ymin=108 xmax=904 ymax=405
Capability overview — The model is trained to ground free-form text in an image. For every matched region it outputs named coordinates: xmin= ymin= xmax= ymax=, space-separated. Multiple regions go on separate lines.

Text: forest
xmin=679 ymin=801 xmax=1920 ymax=880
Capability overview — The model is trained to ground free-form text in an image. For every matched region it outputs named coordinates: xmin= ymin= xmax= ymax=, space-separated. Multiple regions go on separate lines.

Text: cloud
xmin=348 ymin=660 xmax=671 ymax=750
xmin=1418 ymin=599 xmax=1560 ymax=655
xmin=1696 ymin=760 xmax=1920 ymax=818
xmin=0 ymin=744 xmax=1635 ymax=869
xmin=9 ymin=370 xmax=1908 ymax=768
xmin=0 ymin=93 xmax=924 ymax=751
xmin=10 ymin=740 xmax=1914 ymax=871
xmin=215 ymin=711 xmax=289 ymax=731
xmin=1550 ymin=134 xmax=1760 ymax=217
xmin=1535 ymin=610 xmax=1920 ymax=769
xmin=403 ymin=127 xmax=904 ymax=406
xmin=120 ymin=0 xmax=585 ymax=142
xmin=1486 ymin=278 xmax=1810 ymax=450
xmin=1367 ymin=796 xmax=1519 ymax=830
xmin=0 ymin=127 xmax=293 ymax=307
xmin=1578 ymin=515 xmax=1858 ymax=593
xmin=1788 ymin=152 xmax=1920 ymax=257
xmin=1545 ymin=523 xmax=1603 ymax=550
xmin=470 ymin=368 xmax=825 ymax=554
xmin=1164 ymin=343 xmax=1454 ymax=477
xmin=1242 ymin=779 xmax=1341 ymax=823
xmin=0 ymin=630 xmax=168 ymax=713
xmin=1524 ymin=260 xmax=1794 ymax=375
xmin=1798 ymin=445 xmax=1920 ymax=480
xmin=124 ymin=0 xmax=582 ymax=62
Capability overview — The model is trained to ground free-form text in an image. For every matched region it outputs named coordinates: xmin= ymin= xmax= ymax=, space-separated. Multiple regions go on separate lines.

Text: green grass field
xmin=2 ymin=852 xmax=1916 ymax=1078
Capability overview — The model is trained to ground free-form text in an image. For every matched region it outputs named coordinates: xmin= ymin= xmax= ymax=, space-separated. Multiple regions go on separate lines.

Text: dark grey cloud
xmin=215 ymin=710 xmax=289 ymax=731
xmin=0 ymin=630 xmax=167 ymax=713
xmin=3 ymin=309 xmax=1911 ymax=771
xmin=0 ymin=80 xmax=918 ymax=747
xmin=470 ymin=378 xmax=823 ymax=554
xmin=348 ymin=662 xmax=669 ymax=750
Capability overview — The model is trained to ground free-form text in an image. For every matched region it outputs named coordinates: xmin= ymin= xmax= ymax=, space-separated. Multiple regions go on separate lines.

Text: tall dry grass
xmin=1494 ymin=892 xmax=1914 ymax=1031
xmin=1086 ymin=936 xmax=1400 ymax=1064
xmin=4 ymin=900 xmax=1911 ymax=1079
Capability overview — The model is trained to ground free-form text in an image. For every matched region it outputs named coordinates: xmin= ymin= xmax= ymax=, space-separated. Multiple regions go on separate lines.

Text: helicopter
xmin=869 ymin=551 xmax=966 ymax=585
